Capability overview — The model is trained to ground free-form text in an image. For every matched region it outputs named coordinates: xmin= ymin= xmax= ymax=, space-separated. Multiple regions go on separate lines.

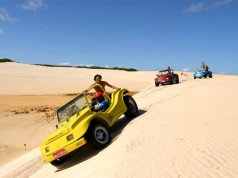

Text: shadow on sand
xmin=55 ymin=109 xmax=147 ymax=172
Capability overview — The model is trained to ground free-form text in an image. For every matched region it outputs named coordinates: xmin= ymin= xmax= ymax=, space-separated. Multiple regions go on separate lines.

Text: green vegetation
xmin=0 ymin=58 xmax=137 ymax=71
xmin=0 ymin=58 xmax=14 ymax=62
xmin=35 ymin=64 xmax=137 ymax=72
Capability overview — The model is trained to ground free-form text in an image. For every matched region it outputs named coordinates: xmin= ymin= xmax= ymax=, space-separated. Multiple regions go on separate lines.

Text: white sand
xmin=1 ymin=62 xmax=238 ymax=178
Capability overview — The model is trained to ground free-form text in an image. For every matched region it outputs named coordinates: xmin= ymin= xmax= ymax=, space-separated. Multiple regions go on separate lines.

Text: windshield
xmin=57 ymin=94 xmax=88 ymax=123
xmin=159 ymin=70 xmax=170 ymax=76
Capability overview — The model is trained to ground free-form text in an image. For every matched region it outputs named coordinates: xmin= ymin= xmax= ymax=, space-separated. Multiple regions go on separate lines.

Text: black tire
xmin=174 ymin=74 xmax=179 ymax=84
xmin=123 ymin=96 xmax=139 ymax=119
xmin=88 ymin=124 xmax=111 ymax=149
xmin=194 ymin=76 xmax=196 ymax=79
xmin=50 ymin=156 xmax=68 ymax=167
xmin=155 ymin=82 xmax=159 ymax=87
xmin=209 ymin=74 xmax=213 ymax=78
xmin=170 ymin=78 xmax=174 ymax=85
xmin=204 ymin=74 xmax=207 ymax=78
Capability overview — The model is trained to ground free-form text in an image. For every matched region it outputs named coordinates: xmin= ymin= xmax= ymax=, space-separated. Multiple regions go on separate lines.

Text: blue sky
xmin=0 ymin=0 xmax=238 ymax=74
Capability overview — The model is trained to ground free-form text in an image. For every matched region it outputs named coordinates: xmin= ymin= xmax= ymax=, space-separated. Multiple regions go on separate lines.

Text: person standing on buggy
xmin=201 ymin=62 xmax=206 ymax=70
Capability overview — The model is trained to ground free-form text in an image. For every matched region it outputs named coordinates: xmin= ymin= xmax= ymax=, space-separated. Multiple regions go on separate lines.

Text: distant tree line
xmin=35 ymin=64 xmax=137 ymax=72
xmin=0 ymin=58 xmax=14 ymax=62
xmin=0 ymin=58 xmax=137 ymax=71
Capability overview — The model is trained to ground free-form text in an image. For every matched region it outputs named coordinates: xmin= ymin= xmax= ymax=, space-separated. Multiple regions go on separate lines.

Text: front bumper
xmin=156 ymin=79 xmax=169 ymax=84
xmin=194 ymin=75 xmax=202 ymax=78
xmin=42 ymin=137 xmax=87 ymax=163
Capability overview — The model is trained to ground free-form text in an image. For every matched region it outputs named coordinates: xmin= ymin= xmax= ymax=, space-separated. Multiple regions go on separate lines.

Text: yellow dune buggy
xmin=40 ymin=85 xmax=138 ymax=166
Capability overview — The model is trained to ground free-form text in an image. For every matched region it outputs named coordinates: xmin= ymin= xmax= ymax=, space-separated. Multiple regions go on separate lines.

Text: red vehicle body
xmin=155 ymin=69 xmax=179 ymax=87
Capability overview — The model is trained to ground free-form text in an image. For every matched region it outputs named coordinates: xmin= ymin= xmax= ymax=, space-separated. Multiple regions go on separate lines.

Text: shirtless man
xmin=85 ymin=74 xmax=118 ymax=93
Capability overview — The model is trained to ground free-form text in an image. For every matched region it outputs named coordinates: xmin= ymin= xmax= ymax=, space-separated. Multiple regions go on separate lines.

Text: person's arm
xmin=83 ymin=83 xmax=95 ymax=93
xmin=104 ymin=81 xmax=118 ymax=89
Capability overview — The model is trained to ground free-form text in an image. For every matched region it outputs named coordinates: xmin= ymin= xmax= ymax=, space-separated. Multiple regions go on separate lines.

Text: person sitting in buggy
xmin=91 ymin=92 xmax=110 ymax=112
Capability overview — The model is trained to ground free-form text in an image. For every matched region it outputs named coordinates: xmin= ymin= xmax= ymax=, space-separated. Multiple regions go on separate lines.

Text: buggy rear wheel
xmin=124 ymin=96 xmax=138 ymax=119
xmin=174 ymin=74 xmax=179 ymax=84
xmin=170 ymin=78 xmax=174 ymax=85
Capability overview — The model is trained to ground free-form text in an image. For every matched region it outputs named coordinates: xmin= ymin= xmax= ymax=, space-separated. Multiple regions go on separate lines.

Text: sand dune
xmin=29 ymin=74 xmax=238 ymax=178
xmin=0 ymin=62 xmax=155 ymax=95
xmin=1 ymin=62 xmax=238 ymax=177
xmin=0 ymin=62 xmax=158 ymax=168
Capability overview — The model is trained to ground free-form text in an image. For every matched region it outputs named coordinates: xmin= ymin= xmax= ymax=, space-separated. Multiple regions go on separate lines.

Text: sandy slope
xmin=0 ymin=62 xmax=156 ymax=166
xmin=0 ymin=95 xmax=76 ymax=166
xmin=27 ymin=74 xmax=238 ymax=178
xmin=1 ymin=62 xmax=238 ymax=177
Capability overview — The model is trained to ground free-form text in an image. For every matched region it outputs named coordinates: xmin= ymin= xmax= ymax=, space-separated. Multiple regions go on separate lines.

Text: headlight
xmin=45 ymin=146 xmax=50 ymax=153
xmin=67 ymin=134 xmax=74 ymax=141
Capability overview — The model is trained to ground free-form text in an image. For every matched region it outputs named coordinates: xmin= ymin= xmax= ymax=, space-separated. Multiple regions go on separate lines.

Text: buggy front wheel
xmin=88 ymin=124 xmax=111 ymax=149
xmin=50 ymin=156 xmax=68 ymax=167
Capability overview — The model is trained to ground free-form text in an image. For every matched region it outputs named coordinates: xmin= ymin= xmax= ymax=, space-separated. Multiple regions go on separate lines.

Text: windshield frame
xmin=57 ymin=94 xmax=89 ymax=123
xmin=158 ymin=69 xmax=173 ymax=76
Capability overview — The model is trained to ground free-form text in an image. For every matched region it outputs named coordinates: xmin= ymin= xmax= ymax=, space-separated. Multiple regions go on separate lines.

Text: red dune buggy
xmin=155 ymin=69 xmax=179 ymax=87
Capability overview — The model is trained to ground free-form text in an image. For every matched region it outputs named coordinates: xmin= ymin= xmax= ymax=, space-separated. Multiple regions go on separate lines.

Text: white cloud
xmin=0 ymin=9 xmax=14 ymax=23
xmin=76 ymin=63 xmax=93 ymax=67
xmin=211 ymin=0 xmax=233 ymax=8
xmin=184 ymin=0 xmax=233 ymax=13
xmin=184 ymin=2 xmax=205 ymax=13
xmin=58 ymin=62 xmax=72 ymax=66
xmin=0 ymin=28 xmax=3 ymax=35
xmin=58 ymin=62 xmax=95 ymax=67
xmin=19 ymin=0 xmax=48 ymax=12
xmin=80 ymin=64 xmax=93 ymax=67
xmin=182 ymin=68 xmax=190 ymax=72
